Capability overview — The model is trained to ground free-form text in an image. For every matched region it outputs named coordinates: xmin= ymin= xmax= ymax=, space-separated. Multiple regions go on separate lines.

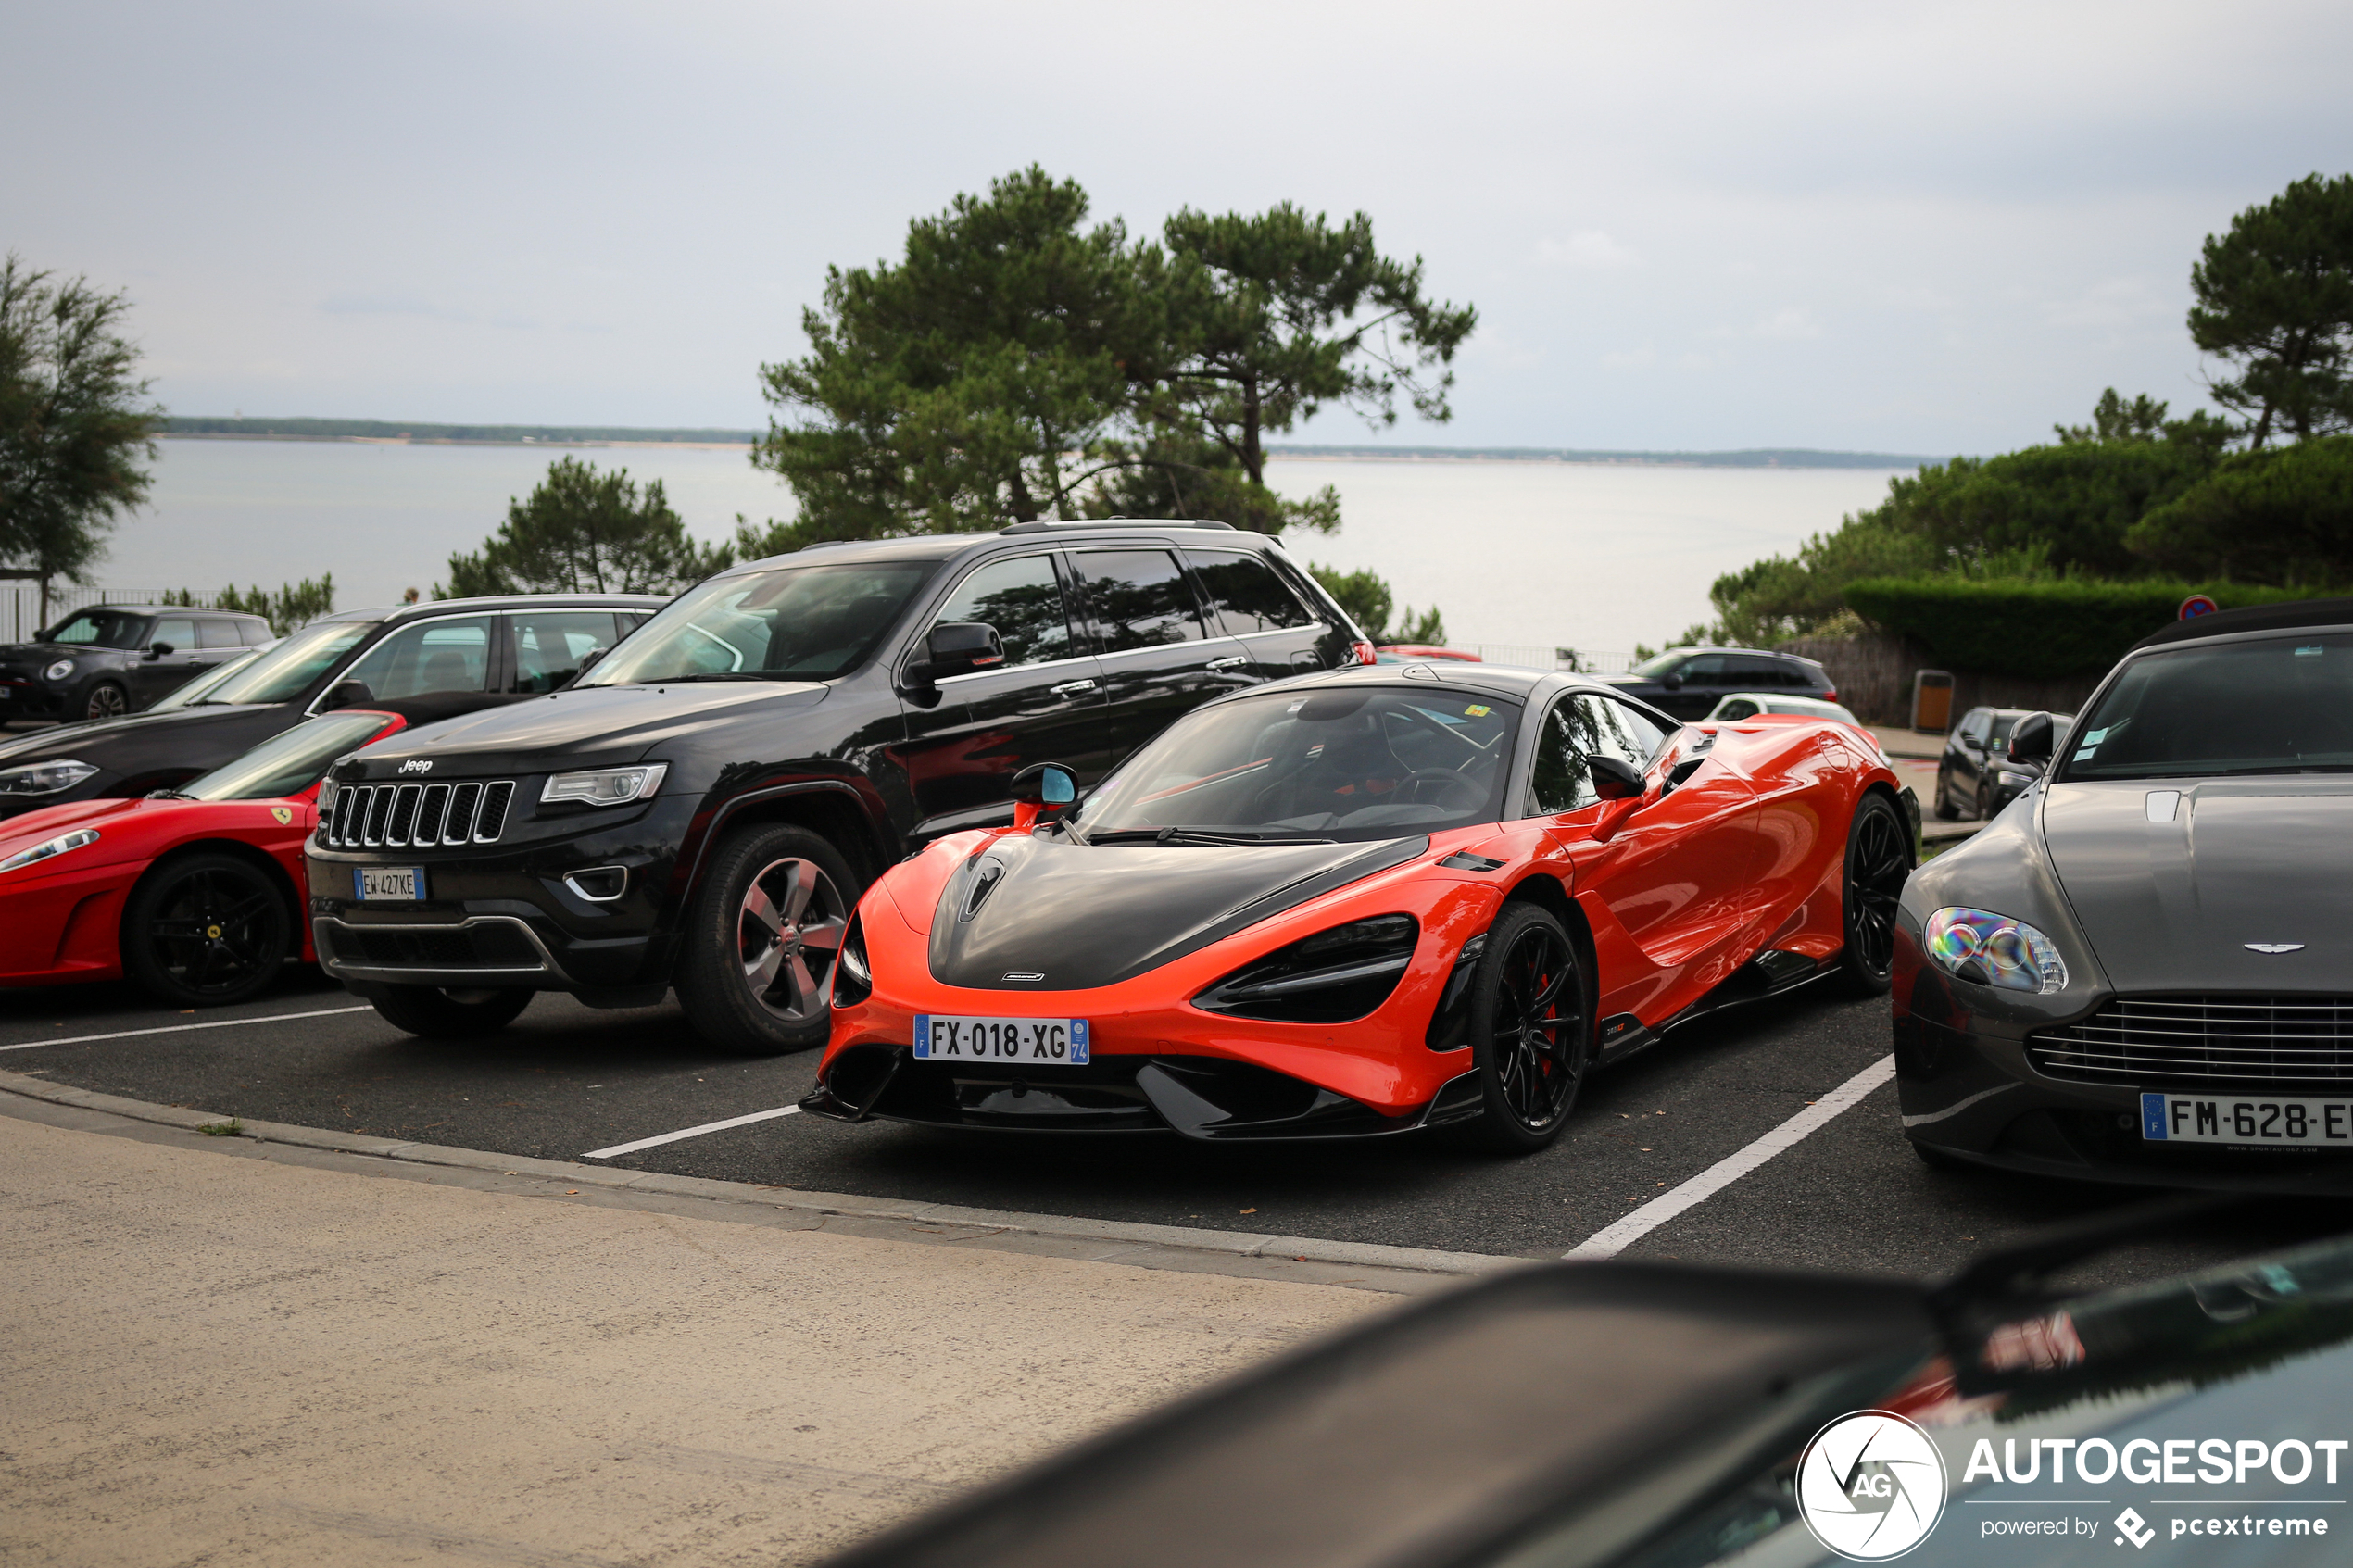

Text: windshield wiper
xmin=635 ymin=671 xmax=799 ymax=684
xmin=1082 ymin=826 xmax=1333 ymax=847
xmin=145 ymin=788 xmax=196 ymax=800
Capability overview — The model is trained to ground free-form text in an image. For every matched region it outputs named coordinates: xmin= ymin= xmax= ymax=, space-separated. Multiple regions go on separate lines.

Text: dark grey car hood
xmin=926 ymin=833 xmax=1430 ymax=993
xmin=2042 ymin=779 xmax=2353 ymax=992
xmin=0 ymin=702 xmax=276 ymax=763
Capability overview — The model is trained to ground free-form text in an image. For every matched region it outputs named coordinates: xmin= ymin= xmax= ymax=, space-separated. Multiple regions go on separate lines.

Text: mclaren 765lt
xmin=802 ymin=663 xmax=1913 ymax=1153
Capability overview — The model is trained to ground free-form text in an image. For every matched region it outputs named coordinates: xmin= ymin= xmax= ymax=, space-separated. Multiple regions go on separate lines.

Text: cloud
xmin=1538 ymin=231 xmax=1641 ymax=270
xmin=1751 ymin=307 xmax=1822 ymax=340
xmin=2043 ymin=275 xmax=2172 ymax=329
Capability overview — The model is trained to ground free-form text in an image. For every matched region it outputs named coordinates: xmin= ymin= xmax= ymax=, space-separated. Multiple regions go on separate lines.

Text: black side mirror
xmin=1588 ymin=755 xmax=1647 ymax=801
xmin=909 ymin=621 xmax=1004 ymax=684
xmin=2008 ymin=711 xmax=2055 ymax=767
xmin=321 ymin=679 xmax=376 ymax=711
xmin=146 ymin=642 xmax=174 ymax=660
xmin=1660 ymin=672 xmax=1681 ymax=690
xmin=1010 ymin=761 xmax=1078 ymax=831
xmin=576 ymin=646 xmax=607 ymax=677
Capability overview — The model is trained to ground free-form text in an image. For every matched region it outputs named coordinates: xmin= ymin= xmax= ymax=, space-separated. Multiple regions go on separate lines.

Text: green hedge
xmin=1840 ymin=577 xmax=2326 ymax=679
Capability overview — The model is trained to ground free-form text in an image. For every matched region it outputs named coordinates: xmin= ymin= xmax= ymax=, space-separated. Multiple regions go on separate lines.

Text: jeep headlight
xmin=43 ymin=659 xmax=75 ymax=683
xmin=0 ymin=827 xmax=100 ymax=873
xmin=1925 ymin=907 xmax=2068 ymax=994
xmin=540 ymin=762 xmax=667 ymax=807
xmin=0 ymin=759 xmax=99 ymax=797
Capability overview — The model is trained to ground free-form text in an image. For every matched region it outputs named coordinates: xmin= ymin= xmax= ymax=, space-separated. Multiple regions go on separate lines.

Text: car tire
xmin=121 ymin=851 xmax=293 ymax=1007
xmin=1975 ymin=780 xmax=1994 ymax=820
xmin=369 ymin=985 xmax=535 ymax=1038
xmin=1835 ymin=791 xmax=1912 ymax=997
xmin=84 ymin=680 xmax=129 ymax=721
xmin=1931 ymin=773 xmax=1958 ymax=821
xmin=675 ymin=822 xmax=862 ymax=1056
xmin=1457 ymin=902 xmax=1592 ymax=1156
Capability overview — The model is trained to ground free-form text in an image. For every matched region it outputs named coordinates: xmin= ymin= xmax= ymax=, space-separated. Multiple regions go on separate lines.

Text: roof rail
xmin=999 ymin=518 xmax=1237 ymax=535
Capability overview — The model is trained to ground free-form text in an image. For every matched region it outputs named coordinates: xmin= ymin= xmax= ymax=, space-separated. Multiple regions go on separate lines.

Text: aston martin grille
xmin=321 ymin=780 xmax=516 ymax=849
xmin=2029 ymin=996 xmax=2353 ymax=1086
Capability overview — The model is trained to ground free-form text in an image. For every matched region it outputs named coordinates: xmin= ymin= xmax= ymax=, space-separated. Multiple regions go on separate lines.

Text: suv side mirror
xmin=576 ymin=646 xmax=607 ymax=674
xmin=1659 ymin=672 xmax=1681 ymax=690
xmin=1587 ymin=755 xmax=1647 ymax=801
xmin=908 ymin=621 xmax=1004 ymax=685
xmin=321 ymin=679 xmax=376 ymax=711
xmin=2008 ymin=711 xmax=2055 ymax=767
xmin=146 ymin=641 xmax=174 ymax=660
xmin=1010 ymin=761 xmax=1077 ymax=833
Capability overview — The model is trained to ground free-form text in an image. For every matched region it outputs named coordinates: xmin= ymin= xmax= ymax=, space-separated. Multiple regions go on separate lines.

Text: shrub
xmin=1841 ymin=577 xmax=2324 ymax=679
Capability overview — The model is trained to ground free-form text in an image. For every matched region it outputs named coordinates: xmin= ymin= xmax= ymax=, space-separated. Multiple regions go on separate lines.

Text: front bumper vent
xmin=2030 ymin=995 xmax=2353 ymax=1087
xmin=322 ymin=779 xmax=515 ymax=849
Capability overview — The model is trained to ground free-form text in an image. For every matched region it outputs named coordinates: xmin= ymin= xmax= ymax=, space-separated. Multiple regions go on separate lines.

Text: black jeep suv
xmin=307 ymin=521 xmax=1370 ymax=1052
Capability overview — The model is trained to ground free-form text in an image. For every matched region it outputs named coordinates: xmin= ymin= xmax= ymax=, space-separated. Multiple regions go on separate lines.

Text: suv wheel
xmin=84 ymin=680 xmax=129 ymax=721
xmin=676 ymin=822 xmax=860 ymax=1055
xmin=370 ymin=985 xmax=535 ymax=1038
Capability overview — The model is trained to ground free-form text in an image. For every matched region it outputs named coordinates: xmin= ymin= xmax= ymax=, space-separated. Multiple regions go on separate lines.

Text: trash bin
xmin=1911 ymin=671 xmax=1953 ymax=734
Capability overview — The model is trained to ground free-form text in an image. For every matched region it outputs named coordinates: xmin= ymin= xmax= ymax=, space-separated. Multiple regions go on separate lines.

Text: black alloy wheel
xmin=1836 ymin=791 xmax=1912 ymax=997
xmin=677 ymin=822 xmax=862 ymax=1055
xmin=83 ymin=681 xmax=129 ymax=721
xmin=369 ymin=985 xmax=535 ymax=1038
xmin=1460 ymin=902 xmax=1591 ymax=1155
xmin=121 ymin=852 xmax=291 ymax=1006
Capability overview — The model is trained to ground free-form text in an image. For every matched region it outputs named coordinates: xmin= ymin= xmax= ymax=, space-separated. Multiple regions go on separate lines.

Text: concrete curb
xmin=0 ymin=1067 xmax=1517 ymax=1281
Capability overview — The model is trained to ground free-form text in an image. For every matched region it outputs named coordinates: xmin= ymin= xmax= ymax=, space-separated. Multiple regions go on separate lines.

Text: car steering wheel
xmin=1400 ymin=770 xmax=1485 ymax=810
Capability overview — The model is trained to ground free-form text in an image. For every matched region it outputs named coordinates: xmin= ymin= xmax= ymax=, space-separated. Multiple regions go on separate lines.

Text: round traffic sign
xmin=2180 ymin=594 xmax=2219 ymax=619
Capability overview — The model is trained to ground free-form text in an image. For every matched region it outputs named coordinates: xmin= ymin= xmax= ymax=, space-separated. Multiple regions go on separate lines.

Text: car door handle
xmin=1204 ymin=656 xmax=1248 ymax=671
xmin=1049 ymin=679 xmax=1099 ymax=696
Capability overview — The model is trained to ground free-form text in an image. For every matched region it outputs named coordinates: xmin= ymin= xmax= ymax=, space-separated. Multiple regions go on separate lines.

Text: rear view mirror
xmin=909 ymin=621 xmax=1004 ymax=684
xmin=1587 ymin=756 xmax=1646 ymax=801
xmin=2008 ymin=711 xmax=2055 ymax=767
xmin=321 ymin=679 xmax=376 ymax=711
xmin=578 ymin=646 xmax=607 ymax=673
xmin=1010 ymin=761 xmax=1078 ymax=832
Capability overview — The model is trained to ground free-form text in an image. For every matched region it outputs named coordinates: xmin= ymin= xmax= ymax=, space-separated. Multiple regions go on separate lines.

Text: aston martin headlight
xmin=1194 ymin=914 xmax=1419 ymax=1023
xmin=43 ymin=659 xmax=74 ymax=682
xmin=1925 ymin=906 xmax=2068 ymax=994
xmin=540 ymin=762 xmax=667 ymax=807
xmin=0 ymin=759 xmax=98 ymax=797
xmin=0 ymin=827 xmax=100 ymax=874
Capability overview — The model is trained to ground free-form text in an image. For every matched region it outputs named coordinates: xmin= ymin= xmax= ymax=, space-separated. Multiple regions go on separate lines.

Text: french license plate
xmin=2142 ymin=1092 xmax=2353 ymax=1147
xmin=915 ymin=1015 xmax=1089 ymax=1065
xmin=354 ymin=866 xmax=424 ymax=902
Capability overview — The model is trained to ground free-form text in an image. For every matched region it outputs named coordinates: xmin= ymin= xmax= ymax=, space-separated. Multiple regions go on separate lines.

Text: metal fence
xmin=1460 ymin=643 xmax=1637 ymax=674
xmin=0 ymin=587 xmax=182 ymax=645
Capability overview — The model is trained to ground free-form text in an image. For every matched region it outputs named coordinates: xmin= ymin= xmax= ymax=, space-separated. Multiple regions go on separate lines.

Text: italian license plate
xmin=915 ymin=1015 xmax=1089 ymax=1065
xmin=2142 ymin=1092 xmax=2353 ymax=1147
xmin=354 ymin=865 xmax=424 ymax=902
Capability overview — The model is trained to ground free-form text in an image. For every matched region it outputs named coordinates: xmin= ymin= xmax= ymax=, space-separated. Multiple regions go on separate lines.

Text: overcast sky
xmin=8 ymin=0 xmax=2348 ymax=455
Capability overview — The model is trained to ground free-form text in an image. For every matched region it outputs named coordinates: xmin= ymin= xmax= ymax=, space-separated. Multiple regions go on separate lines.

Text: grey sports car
xmin=1897 ymin=597 xmax=2353 ymax=1188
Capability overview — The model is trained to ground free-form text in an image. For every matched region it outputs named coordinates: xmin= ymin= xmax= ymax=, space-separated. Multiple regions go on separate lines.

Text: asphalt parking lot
xmin=8 ymin=965 xmax=2347 ymax=1293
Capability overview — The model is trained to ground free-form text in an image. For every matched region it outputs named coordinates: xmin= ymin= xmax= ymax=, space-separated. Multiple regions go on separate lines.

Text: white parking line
xmin=1566 ymin=1053 xmax=1896 ymax=1260
xmin=0 ymin=1006 xmax=376 ymax=1052
xmin=582 ymin=1105 xmax=802 ymax=1160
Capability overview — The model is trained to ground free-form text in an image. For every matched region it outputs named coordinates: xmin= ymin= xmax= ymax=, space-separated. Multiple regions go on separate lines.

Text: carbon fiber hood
xmin=925 ymin=834 xmax=1430 ymax=993
xmin=2042 ymin=779 xmax=2353 ymax=992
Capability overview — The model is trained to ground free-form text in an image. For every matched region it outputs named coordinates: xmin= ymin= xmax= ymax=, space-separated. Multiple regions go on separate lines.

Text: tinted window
xmin=1677 ymin=654 xmax=1730 ymax=682
xmin=1717 ymin=697 xmax=1762 ymax=721
xmin=2061 ymin=633 xmax=2353 ymax=781
xmin=183 ymin=711 xmax=394 ymax=801
xmin=583 ymin=561 xmax=936 ymax=685
xmin=242 ymin=619 xmax=274 ymax=646
xmin=152 ymin=616 xmax=198 ymax=653
xmin=1074 ymin=550 xmax=1206 ymax=652
xmin=1185 ymin=549 xmax=1314 ymax=634
xmin=1530 ymin=695 xmax=1669 ymax=812
xmin=931 ymin=555 xmax=1076 ymax=670
xmin=1601 ymin=697 xmax=1671 ymax=760
xmin=44 ymin=609 xmax=149 ymax=648
xmin=509 ymin=610 xmax=619 ymax=694
xmin=195 ymin=621 xmax=375 ymax=706
xmin=1728 ymin=655 xmax=1784 ymax=685
xmin=196 ymin=618 xmax=243 ymax=649
xmin=336 ymin=617 xmax=494 ymax=701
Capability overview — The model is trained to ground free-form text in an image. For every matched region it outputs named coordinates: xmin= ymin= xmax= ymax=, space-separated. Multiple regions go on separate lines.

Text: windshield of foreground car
xmin=2060 ymin=632 xmax=2353 ymax=781
xmin=150 ymin=646 xmax=268 ymax=710
xmin=579 ymin=561 xmax=937 ymax=686
xmin=42 ymin=608 xmax=150 ymax=648
xmin=188 ymin=621 xmax=376 ymax=706
xmin=1073 ymin=687 xmax=1522 ymax=844
xmin=180 ymin=711 xmax=395 ymax=800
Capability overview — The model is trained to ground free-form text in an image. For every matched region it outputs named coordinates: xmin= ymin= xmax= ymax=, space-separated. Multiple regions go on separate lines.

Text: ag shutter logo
xmin=1796 ymin=1411 xmax=1948 ymax=1561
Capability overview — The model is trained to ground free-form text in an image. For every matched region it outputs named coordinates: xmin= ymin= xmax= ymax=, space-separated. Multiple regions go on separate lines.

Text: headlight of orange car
xmin=831 ymin=911 xmax=873 ymax=1008
xmin=1192 ymin=914 xmax=1418 ymax=1023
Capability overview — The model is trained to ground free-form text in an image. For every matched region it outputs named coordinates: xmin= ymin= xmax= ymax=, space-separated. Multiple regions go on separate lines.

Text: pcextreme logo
xmin=1797 ymin=1411 xmax=1949 ymax=1561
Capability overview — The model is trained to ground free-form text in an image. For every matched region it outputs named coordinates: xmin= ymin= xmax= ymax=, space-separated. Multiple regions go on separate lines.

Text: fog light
xmin=562 ymin=866 xmax=628 ymax=902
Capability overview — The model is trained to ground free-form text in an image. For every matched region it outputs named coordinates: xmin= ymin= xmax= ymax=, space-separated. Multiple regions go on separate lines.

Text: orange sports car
xmin=801 ymin=663 xmax=1911 ymax=1152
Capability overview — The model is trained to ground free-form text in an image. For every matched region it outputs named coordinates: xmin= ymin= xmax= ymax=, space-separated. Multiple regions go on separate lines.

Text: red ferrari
xmin=0 ymin=698 xmax=487 ymax=1007
xmin=803 ymin=664 xmax=1912 ymax=1152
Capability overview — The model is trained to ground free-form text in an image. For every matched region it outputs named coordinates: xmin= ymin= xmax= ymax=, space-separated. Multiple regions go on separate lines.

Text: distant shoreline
xmin=157 ymin=419 xmax=1940 ymax=470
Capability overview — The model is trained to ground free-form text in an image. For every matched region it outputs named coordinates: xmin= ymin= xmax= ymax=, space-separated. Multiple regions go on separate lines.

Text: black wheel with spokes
xmin=1459 ymin=902 xmax=1592 ymax=1155
xmin=120 ymin=852 xmax=292 ymax=1006
xmin=677 ymin=822 xmax=862 ymax=1055
xmin=1836 ymin=791 xmax=1913 ymax=997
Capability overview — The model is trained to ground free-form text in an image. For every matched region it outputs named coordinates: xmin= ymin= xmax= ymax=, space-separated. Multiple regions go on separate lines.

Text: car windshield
xmin=188 ymin=621 xmax=375 ymax=706
xmin=580 ymin=561 xmax=936 ymax=685
xmin=1074 ymin=686 xmax=1522 ymax=844
xmin=44 ymin=609 xmax=149 ymax=648
xmin=150 ymin=646 xmax=266 ymax=710
xmin=2060 ymin=632 xmax=2353 ymax=781
xmin=1631 ymin=650 xmax=1688 ymax=677
xmin=181 ymin=711 xmax=394 ymax=801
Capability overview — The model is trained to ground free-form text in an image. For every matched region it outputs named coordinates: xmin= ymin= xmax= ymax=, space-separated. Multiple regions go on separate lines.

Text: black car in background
xmin=1601 ymin=645 xmax=1838 ymax=721
xmin=1931 ymin=705 xmax=2075 ymax=820
xmin=0 ymin=604 xmax=274 ymax=721
xmin=0 ymin=594 xmax=661 ymax=819
xmin=306 ymin=521 xmax=1369 ymax=1052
